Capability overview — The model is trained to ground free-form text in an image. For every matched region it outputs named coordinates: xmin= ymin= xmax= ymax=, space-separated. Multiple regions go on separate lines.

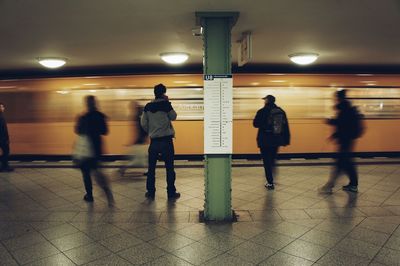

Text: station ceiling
xmin=1 ymin=0 xmax=400 ymax=76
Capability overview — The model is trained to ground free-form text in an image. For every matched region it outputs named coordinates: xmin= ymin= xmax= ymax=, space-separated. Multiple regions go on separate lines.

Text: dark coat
xmin=0 ymin=113 xmax=9 ymax=144
xmin=75 ymin=110 xmax=108 ymax=158
xmin=253 ymin=104 xmax=290 ymax=147
xmin=327 ymin=100 xmax=357 ymax=144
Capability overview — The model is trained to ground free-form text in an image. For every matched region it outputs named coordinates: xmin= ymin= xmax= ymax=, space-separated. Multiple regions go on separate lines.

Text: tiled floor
xmin=1 ymin=161 xmax=400 ymax=265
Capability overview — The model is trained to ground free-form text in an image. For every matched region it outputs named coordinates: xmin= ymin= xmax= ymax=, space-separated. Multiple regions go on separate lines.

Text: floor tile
xmin=118 ymin=242 xmax=166 ymax=265
xmin=228 ymin=241 xmax=275 ymax=264
xmin=281 ymin=239 xmax=329 ymax=262
xmin=172 ymin=242 xmax=224 ymax=265
xmin=259 ymin=251 xmax=314 ymax=266
xmin=64 ymin=242 xmax=111 ymax=265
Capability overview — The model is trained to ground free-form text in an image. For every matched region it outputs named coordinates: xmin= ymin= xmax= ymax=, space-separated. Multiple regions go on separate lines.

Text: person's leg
xmin=270 ymin=146 xmax=279 ymax=180
xmin=260 ymin=146 xmax=274 ymax=185
xmin=0 ymin=143 xmax=10 ymax=169
xmin=92 ymin=160 xmax=114 ymax=205
xmin=341 ymin=141 xmax=358 ymax=191
xmin=162 ymin=140 xmax=177 ymax=197
xmin=146 ymin=141 xmax=158 ymax=197
xmin=80 ymin=161 xmax=93 ymax=200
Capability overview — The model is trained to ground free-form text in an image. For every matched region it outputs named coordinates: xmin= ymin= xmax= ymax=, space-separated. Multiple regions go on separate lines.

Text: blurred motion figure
xmin=75 ymin=95 xmax=114 ymax=205
xmin=118 ymin=100 xmax=148 ymax=176
xmin=0 ymin=103 xmax=13 ymax=172
xmin=320 ymin=89 xmax=364 ymax=193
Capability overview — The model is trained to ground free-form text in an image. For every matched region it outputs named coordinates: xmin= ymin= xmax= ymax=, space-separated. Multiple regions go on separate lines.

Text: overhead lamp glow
xmin=289 ymin=53 xmax=319 ymax=65
xmin=37 ymin=57 xmax=67 ymax=69
xmin=160 ymin=53 xmax=189 ymax=65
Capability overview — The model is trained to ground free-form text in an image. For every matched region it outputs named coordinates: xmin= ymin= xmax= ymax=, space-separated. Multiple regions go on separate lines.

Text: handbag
xmin=72 ymin=134 xmax=94 ymax=165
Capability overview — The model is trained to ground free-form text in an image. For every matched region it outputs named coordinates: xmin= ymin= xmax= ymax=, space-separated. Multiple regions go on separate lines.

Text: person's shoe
xmin=143 ymin=172 xmax=148 ymax=176
xmin=168 ymin=192 xmax=181 ymax=200
xmin=342 ymin=185 xmax=358 ymax=193
xmin=83 ymin=194 xmax=94 ymax=202
xmin=264 ymin=183 xmax=275 ymax=190
xmin=117 ymin=168 xmax=125 ymax=177
xmin=319 ymin=184 xmax=333 ymax=194
xmin=145 ymin=192 xmax=155 ymax=200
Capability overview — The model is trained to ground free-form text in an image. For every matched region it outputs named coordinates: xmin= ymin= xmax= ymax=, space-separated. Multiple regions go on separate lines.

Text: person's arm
xmin=284 ymin=112 xmax=291 ymax=145
xmin=75 ymin=116 xmax=84 ymax=134
xmin=253 ymin=110 xmax=263 ymax=128
xmin=167 ymin=102 xmax=177 ymax=121
xmin=100 ymin=115 xmax=108 ymax=135
xmin=140 ymin=109 xmax=149 ymax=133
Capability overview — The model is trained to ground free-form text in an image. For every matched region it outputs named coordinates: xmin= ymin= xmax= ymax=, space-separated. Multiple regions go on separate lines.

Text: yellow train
xmin=1 ymin=73 xmax=400 ymax=156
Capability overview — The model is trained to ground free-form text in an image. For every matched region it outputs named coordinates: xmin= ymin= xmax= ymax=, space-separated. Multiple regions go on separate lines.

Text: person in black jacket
xmin=75 ymin=96 xmax=114 ymax=205
xmin=253 ymin=95 xmax=290 ymax=190
xmin=320 ymin=89 xmax=359 ymax=193
xmin=0 ymin=103 xmax=13 ymax=172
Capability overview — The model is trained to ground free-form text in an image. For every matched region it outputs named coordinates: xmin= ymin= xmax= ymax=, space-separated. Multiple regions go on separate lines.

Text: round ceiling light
xmin=37 ymin=57 xmax=67 ymax=69
xmin=288 ymin=53 xmax=319 ymax=65
xmin=160 ymin=53 xmax=189 ymax=65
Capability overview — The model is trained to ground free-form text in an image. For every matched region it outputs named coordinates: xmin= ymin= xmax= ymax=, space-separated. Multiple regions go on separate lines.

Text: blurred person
xmin=320 ymin=89 xmax=363 ymax=193
xmin=253 ymin=95 xmax=290 ymax=190
xmin=0 ymin=103 xmax=13 ymax=172
xmin=75 ymin=95 xmax=114 ymax=205
xmin=141 ymin=84 xmax=180 ymax=200
xmin=118 ymin=101 xmax=148 ymax=176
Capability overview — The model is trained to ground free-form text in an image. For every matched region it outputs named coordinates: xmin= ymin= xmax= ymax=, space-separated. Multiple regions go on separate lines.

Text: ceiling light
xmin=37 ymin=57 xmax=67 ymax=69
xmin=289 ymin=53 xmax=319 ymax=65
xmin=160 ymin=53 xmax=189 ymax=65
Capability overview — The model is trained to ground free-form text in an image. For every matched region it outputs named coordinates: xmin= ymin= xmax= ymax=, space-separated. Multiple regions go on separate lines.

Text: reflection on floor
xmin=1 ymin=161 xmax=400 ymax=265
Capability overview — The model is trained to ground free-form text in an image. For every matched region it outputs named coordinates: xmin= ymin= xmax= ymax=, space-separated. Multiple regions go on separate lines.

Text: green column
xmin=196 ymin=12 xmax=239 ymax=221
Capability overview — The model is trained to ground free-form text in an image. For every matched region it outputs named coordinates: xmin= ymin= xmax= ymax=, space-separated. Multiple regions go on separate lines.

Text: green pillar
xmin=196 ymin=12 xmax=239 ymax=221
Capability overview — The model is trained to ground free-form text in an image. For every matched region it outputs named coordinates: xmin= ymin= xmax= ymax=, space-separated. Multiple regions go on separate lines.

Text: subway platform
xmin=1 ymin=159 xmax=400 ymax=265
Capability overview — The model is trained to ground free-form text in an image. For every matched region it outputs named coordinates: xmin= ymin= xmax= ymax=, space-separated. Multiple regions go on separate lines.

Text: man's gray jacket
xmin=140 ymin=99 xmax=177 ymax=139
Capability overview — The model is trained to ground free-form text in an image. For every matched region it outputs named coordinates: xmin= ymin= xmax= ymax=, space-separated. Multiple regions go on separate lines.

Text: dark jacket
xmin=327 ymin=100 xmax=357 ymax=144
xmin=75 ymin=110 xmax=108 ymax=158
xmin=0 ymin=113 xmax=9 ymax=144
xmin=141 ymin=99 xmax=177 ymax=139
xmin=253 ymin=104 xmax=290 ymax=147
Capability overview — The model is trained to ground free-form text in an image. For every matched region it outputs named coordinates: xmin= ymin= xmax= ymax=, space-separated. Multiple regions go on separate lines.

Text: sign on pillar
xmin=204 ymin=74 xmax=233 ymax=154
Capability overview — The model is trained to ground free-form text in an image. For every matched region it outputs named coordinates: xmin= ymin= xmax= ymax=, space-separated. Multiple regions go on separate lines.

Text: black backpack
xmin=348 ymin=107 xmax=365 ymax=139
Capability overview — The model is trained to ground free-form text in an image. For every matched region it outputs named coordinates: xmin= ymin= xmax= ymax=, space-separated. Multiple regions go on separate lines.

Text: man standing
xmin=320 ymin=89 xmax=362 ymax=193
xmin=253 ymin=95 xmax=290 ymax=190
xmin=141 ymin=84 xmax=180 ymax=200
xmin=0 ymin=103 xmax=13 ymax=172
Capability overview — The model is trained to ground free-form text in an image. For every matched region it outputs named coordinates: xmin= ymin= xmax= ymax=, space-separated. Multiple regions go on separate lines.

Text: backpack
xmin=268 ymin=107 xmax=286 ymax=135
xmin=348 ymin=106 xmax=365 ymax=139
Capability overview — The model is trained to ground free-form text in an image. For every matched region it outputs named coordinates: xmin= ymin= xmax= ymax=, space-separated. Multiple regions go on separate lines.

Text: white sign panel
xmin=204 ymin=75 xmax=233 ymax=154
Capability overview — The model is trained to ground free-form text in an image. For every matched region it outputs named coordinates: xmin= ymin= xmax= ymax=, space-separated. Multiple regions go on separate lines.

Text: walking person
xmin=253 ymin=95 xmax=290 ymax=190
xmin=141 ymin=84 xmax=180 ymax=200
xmin=320 ymin=89 xmax=363 ymax=193
xmin=75 ymin=95 xmax=114 ymax=205
xmin=0 ymin=103 xmax=14 ymax=172
xmin=118 ymin=101 xmax=148 ymax=176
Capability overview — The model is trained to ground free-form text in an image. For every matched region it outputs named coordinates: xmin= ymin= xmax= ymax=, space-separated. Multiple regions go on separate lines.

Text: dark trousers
xmin=327 ymin=140 xmax=358 ymax=187
xmin=0 ymin=142 xmax=10 ymax=169
xmin=147 ymin=138 xmax=176 ymax=196
xmin=260 ymin=146 xmax=279 ymax=184
xmin=80 ymin=159 xmax=113 ymax=199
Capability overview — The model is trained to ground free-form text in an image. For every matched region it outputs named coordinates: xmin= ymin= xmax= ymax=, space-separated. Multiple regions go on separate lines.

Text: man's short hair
xmin=154 ymin=84 xmax=167 ymax=98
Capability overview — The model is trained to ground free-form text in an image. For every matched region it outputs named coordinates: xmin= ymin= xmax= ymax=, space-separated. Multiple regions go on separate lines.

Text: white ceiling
xmin=1 ymin=0 xmax=400 ymax=74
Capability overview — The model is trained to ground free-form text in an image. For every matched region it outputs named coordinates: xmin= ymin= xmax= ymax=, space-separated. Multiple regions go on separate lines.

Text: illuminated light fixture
xmin=56 ymin=90 xmax=69 ymax=94
xmin=160 ymin=53 xmax=189 ymax=65
xmin=270 ymin=80 xmax=286 ymax=83
xmin=37 ymin=57 xmax=67 ymax=69
xmin=89 ymin=90 xmax=97 ymax=93
xmin=289 ymin=53 xmax=319 ymax=65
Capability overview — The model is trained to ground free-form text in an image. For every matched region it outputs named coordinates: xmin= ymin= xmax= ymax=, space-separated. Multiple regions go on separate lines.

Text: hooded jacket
xmin=141 ymin=99 xmax=177 ymax=139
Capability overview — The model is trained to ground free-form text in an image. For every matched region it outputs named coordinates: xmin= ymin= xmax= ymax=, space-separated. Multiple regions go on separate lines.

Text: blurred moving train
xmin=1 ymin=73 xmax=400 ymax=157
